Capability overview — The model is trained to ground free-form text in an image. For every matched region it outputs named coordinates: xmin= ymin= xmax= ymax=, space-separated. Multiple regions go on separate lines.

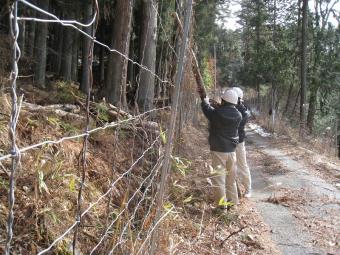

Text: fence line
xmin=136 ymin=207 xmax=174 ymax=255
xmin=3 ymin=0 xmax=182 ymax=253
xmin=0 ymin=106 xmax=169 ymax=162
xmin=151 ymin=1 xmax=178 ymax=58
xmin=17 ymin=0 xmax=171 ymax=86
xmin=149 ymin=0 xmax=193 ymax=254
xmin=18 ymin=0 xmax=97 ymax=27
xmin=73 ymin=1 xmax=99 ymax=253
xmin=90 ymin=155 xmax=163 ymax=254
xmin=5 ymin=2 xmax=21 ymax=255
xmin=37 ymin=134 xmax=162 ymax=255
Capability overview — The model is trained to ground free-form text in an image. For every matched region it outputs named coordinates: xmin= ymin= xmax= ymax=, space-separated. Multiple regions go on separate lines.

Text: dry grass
xmin=265 ymin=188 xmax=307 ymax=207
xmin=254 ymin=105 xmax=337 ymax=159
xmin=0 ymin=92 xmax=164 ymax=254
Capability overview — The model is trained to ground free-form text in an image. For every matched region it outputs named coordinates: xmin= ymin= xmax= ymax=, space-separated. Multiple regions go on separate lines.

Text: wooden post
xmin=149 ymin=1 xmax=193 ymax=254
xmin=173 ymin=12 xmax=207 ymax=99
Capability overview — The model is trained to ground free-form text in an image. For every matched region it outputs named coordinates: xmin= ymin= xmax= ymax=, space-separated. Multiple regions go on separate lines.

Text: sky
xmin=219 ymin=0 xmax=340 ymax=31
xmin=220 ymin=2 xmax=242 ymax=30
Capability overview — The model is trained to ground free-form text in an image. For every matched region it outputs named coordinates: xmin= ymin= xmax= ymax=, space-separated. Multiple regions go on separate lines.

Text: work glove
xmin=203 ymin=97 xmax=210 ymax=104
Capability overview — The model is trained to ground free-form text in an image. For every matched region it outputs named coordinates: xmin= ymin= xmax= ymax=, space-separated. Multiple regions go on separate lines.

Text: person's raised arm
xmin=201 ymin=96 xmax=216 ymax=121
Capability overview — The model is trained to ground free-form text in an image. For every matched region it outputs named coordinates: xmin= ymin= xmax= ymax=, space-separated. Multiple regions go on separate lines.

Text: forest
xmin=0 ymin=0 xmax=338 ymax=133
xmin=0 ymin=0 xmax=339 ymax=254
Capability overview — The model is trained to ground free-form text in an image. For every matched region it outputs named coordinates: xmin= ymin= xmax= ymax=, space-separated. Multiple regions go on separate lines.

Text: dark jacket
xmin=201 ymin=101 xmax=242 ymax=152
xmin=236 ymin=103 xmax=250 ymax=143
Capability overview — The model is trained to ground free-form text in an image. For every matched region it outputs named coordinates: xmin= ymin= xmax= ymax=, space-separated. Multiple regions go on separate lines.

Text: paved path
xmin=247 ymin=129 xmax=340 ymax=255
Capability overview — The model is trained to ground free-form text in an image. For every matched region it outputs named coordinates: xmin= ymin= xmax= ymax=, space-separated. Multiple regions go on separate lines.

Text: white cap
xmin=221 ymin=89 xmax=238 ymax=105
xmin=232 ymin=87 xmax=243 ymax=99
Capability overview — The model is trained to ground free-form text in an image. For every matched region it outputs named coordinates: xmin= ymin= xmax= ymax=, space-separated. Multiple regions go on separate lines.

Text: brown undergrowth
xmin=0 ymin=89 xmax=165 ymax=254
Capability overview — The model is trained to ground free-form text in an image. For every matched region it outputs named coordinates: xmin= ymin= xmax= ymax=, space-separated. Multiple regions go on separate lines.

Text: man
xmin=232 ymin=87 xmax=252 ymax=198
xmin=201 ymin=89 xmax=242 ymax=207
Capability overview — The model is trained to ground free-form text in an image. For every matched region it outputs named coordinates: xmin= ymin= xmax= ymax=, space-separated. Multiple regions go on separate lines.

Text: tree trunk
xmin=255 ymin=0 xmax=261 ymax=104
xmin=284 ymin=0 xmax=301 ymax=114
xmin=52 ymin=23 xmax=63 ymax=74
xmin=61 ymin=25 xmax=73 ymax=81
xmin=27 ymin=0 xmax=36 ymax=57
xmin=156 ymin=41 xmax=164 ymax=99
xmin=307 ymin=0 xmax=325 ymax=133
xmin=169 ymin=0 xmax=181 ymax=103
xmin=104 ymin=0 xmax=133 ymax=108
xmin=137 ymin=0 xmax=158 ymax=112
xmin=270 ymin=0 xmax=277 ymax=131
xmin=34 ymin=0 xmax=49 ymax=88
xmin=284 ymin=82 xmax=294 ymax=113
xmin=299 ymin=0 xmax=308 ymax=134
xmin=99 ymin=46 xmax=105 ymax=86
xmin=71 ymin=32 xmax=79 ymax=81
xmin=127 ymin=34 xmax=135 ymax=95
xmin=291 ymin=88 xmax=300 ymax=118
xmin=18 ymin=21 xmax=26 ymax=57
xmin=307 ymin=87 xmax=318 ymax=132
xmin=80 ymin=0 xmax=93 ymax=93
xmin=71 ymin=3 xmax=80 ymax=82
xmin=284 ymin=0 xmax=302 ymax=116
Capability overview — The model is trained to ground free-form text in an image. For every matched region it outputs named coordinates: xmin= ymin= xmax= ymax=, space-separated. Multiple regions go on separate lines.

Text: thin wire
xmin=106 ymin=157 xmax=163 ymax=254
xmin=5 ymin=2 xmax=21 ymax=254
xmin=136 ymin=207 xmax=173 ymax=255
xmin=37 ymin=135 xmax=161 ymax=255
xmin=134 ymin=179 xmax=159 ymax=243
xmin=73 ymin=0 xmax=99 ymax=253
xmin=108 ymin=160 xmax=162 ymax=254
xmin=151 ymin=1 xmax=178 ymax=58
xmin=2 ymin=1 xmax=178 ymax=253
xmin=18 ymin=0 xmax=97 ymax=27
xmin=149 ymin=0 xmax=193 ymax=253
xmin=134 ymin=0 xmax=152 ymax=112
xmin=17 ymin=0 xmax=171 ymax=86
xmin=0 ymin=106 xmax=169 ymax=162
xmin=18 ymin=16 xmax=96 ymax=26
xmin=90 ymin=156 xmax=163 ymax=254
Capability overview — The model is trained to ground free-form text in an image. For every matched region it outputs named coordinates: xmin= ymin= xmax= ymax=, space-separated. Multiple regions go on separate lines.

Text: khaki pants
xmin=210 ymin=151 xmax=238 ymax=205
xmin=235 ymin=142 xmax=251 ymax=193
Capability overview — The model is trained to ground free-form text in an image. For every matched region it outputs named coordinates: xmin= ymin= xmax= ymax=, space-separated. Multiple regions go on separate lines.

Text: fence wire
xmin=5 ymin=2 xmax=21 ymax=255
xmin=73 ymin=0 xmax=99 ymax=253
xmin=18 ymin=0 xmax=97 ymax=27
xmin=0 ymin=106 xmax=169 ymax=162
xmin=90 ymin=155 xmax=163 ymax=254
xmin=2 ymin=0 xmax=181 ymax=254
xmin=37 ymin=134 xmax=162 ymax=255
xmin=16 ymin=0 xmax=171 ymax=86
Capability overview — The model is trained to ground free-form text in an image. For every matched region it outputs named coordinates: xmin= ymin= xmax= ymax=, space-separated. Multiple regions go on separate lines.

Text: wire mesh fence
xmin=0 ymin=0 xmax=197 ymax=254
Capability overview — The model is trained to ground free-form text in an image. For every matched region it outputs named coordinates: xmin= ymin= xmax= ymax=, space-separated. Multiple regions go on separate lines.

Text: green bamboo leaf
xmin=38 ymin=170 xmax=50 ymax=194
xmin=218 ymin=196 xmax=233 ymax=207
xmin=183 ymin=195 xmax=193 ymax=203
xmin=69 ymin=176 xmax=76 ymax=192
xmin=160 ymin=126 xmax=167 ymax=144
xmin=163 ymin=202 xmax=174 ymax=211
